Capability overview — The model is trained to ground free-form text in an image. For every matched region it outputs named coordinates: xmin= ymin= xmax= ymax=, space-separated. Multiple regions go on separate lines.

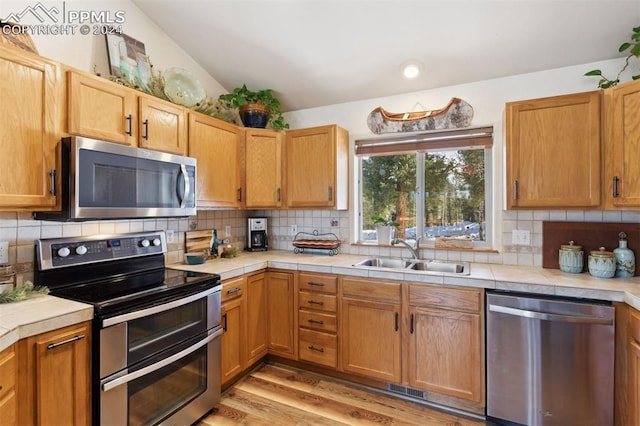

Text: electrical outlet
xmin=291 ymin=224 xmax=298 ymax=235
xmin=0 ymin=241 xmax=8 ymax=264
xmin=331 ymin=218 xmax=339 ymax=227
xmin=165 ymin=230 xmax=175 ymax=244
xmin=225 ymin=225 xmax=231 ymax=237
xmin=511 ymin=230 xmax=531 ymax=246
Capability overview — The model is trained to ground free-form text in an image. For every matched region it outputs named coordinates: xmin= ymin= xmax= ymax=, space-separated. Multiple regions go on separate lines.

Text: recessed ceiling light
xmin=402 ymin=61 xmax=422 ymax=79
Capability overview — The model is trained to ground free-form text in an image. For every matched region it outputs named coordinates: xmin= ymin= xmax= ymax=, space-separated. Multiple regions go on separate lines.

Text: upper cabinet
xmin=505 ymin=91 xmax=602 ymax=209
xmin=286 ymin=125 xmax=349 ymax=209
xmin=67 ymin=70 xmax=187 ymax=155
xmin=245 ymin=128 xmax=284 ymax=209
xmin=0 ymin=47 xmax=62 ymax=210
xmin=188 ymin=112 xmax=244 ymax=209
xmin=603 ymin=79 xmax=640 ymax=209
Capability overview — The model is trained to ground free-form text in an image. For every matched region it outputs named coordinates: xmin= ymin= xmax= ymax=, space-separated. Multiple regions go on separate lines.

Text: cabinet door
xmin=67 ymin=70 xmax=136 ymax=145
xmin=605 ymin=79 xmax=640 ymax=207
xmin=139 ymin=96 xmax=187 ymax=155
xmin=630 ymin=340 xmax=640 ymax=426
xmin=221 ymin=296 xmax=245 ymax=386
xmin=18 ymin=321 xmax=91 ymax=426
xmin=267 ymin=272 xmax=296 ymax=357
xmin=0 ymin=344 xmax=16 ymax=426
xmin=409 ymin=306 xmax=482 ymax=403
xmin=286 ymin=125 xmax=348 ymax=209
xmin=506 ymin=91 xmax=601 ymax=208
xmin=245 ymin=129 xmax=284 ymax=208
xmin=245 ymin=273 xmax=268 ymax=365
xmin=341 ymin=298 xmax=401 ymax=382
xmin=0 ymin=48 xmax=61 ymax=209
xmin=188 ymin=113 xmax=244 ymax=208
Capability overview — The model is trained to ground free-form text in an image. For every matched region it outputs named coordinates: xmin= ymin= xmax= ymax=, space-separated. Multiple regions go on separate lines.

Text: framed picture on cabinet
xmin=105 ymin=31 xmax=150 ymax=87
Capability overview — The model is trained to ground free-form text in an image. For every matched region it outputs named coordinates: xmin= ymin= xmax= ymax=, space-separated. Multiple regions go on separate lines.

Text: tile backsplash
xmin=2 ymin=208 xmax=639 ymax=286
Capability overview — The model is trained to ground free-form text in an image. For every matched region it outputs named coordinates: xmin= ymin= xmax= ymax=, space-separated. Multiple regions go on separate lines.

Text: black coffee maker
xmin=246 ymin=217 xmax=268 ymax=251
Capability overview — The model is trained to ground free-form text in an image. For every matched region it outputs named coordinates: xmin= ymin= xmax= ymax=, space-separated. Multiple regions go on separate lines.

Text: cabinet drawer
xmin=299 ymin=329 xmax=337 ymax=368
xmin=222 ymin=278 xmax=246 ymax=303
xmin=299 ymin=310 xmax=337 ymax=333
xmin=0 ymin=344 xmax=15 ymax=401
xmin=342 ymin=277 xmax=401 ymax=303
xmin=299 ymin=291 xmax=337 ymax=313
xmin=409 ymin=285 xmax=481 ymax=312
xmin=299 ymin=273 xmax=337 ymax=294
xmin=630 ymin=308 xmax=640 ymax=343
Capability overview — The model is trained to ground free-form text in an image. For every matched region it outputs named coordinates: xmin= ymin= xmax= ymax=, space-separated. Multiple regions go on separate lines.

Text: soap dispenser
xmin=211 ymin=229 xmax=219 ymax=258
xmin=614 ymin=232 xmax=635 ymax=277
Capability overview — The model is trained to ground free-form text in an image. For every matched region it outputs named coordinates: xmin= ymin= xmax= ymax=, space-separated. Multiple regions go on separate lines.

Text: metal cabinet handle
xmin=328 ymin=186 xmax=333 ymax=201
xmin=222 ymin=313 xmax=228 ymax=332
xmin=226 ymin=287 xmax=242 ymax=295
xmin=48 ymin=169 xmax=56 ymax=196
xmin=410 ymin=313 xmax=414 ymax=334
xmin=513 ymin=180 xmax=519 ymax=201
xmin=308 ymin=319 xmax=324 ymax=325
xmin=308 ymin=300 xmax=324 ymax=306
xmin=125 ymin=114 xmax=133 ymax=136
xmin=142 ymin=119 xmax=149 ymax=140
xmin=47 ymin=334 xmax=85 ymax=350
xmin=277 ymin=188 xmax=281 ymax=202
xmin=308 ymin=345 xmax=324 ymax=353
xmin=394 ymin=312 xmax=399 ymax=332
xmin=308 ymin=282 xmax=325 ymax=287
xmin=237 ymin=188 xmax=242 ymax=202
xmin=613 ymin=176 xmax=619 ymax=198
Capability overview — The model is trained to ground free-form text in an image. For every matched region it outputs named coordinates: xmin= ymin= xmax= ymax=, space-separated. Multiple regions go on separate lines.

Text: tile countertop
xmin=169 ymin=250 xmax=640 ymax=310
xmin=0 ymin=295 xmax=93 ymax=353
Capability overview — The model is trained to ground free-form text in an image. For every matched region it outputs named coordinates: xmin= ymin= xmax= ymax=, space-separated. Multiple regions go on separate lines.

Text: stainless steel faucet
xmin=391 ymin=238 xmax=420 ymax=260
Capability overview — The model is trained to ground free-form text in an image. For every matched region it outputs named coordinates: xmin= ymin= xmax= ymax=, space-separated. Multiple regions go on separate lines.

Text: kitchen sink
xmin=353 ymin=257 xmax=470 ymax=275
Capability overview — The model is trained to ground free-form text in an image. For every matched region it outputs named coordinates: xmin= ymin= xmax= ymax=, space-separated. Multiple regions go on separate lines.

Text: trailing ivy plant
xmin=585 ymin=26 xmax=640 ymax=88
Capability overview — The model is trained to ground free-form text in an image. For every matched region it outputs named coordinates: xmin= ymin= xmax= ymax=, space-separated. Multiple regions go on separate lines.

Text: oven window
xmin=128 ymin=298 xmax=207 ymax=365
xmin=128 ymin=345 xmax=207 ymax=425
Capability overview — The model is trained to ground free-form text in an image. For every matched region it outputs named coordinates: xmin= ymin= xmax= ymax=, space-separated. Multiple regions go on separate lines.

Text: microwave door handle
xmin=101 ymin=326 xmax=223 ymax=392
xmin=178 ymin=164 xmax=191 ymax=208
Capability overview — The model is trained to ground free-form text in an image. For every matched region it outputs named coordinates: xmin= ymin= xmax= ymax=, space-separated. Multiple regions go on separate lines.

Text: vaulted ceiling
xmin=133 ymin=0 xmax=640 ymax=112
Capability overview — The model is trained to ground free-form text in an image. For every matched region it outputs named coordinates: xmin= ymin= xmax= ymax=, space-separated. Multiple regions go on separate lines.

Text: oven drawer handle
xmin=101 ymin=326 xmax=223 ymax=392
xmin=488 ymin=304 xmax=614 ymax=325
xmin=102 ymin=286 xmax=220 ymax=328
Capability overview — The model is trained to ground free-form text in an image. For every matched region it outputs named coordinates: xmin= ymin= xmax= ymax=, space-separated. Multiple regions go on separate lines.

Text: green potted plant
xmin=218 ymin=84 xmax=289 ymax=130
xmin=372 ymin=214 xmax=399 ymax=245
xmin=585 ymin=25 xmax=640 ymax=88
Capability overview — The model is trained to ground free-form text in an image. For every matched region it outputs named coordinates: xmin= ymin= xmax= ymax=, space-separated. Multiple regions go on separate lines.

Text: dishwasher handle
xmin=488 ymin=304 xmax=614 ymax=325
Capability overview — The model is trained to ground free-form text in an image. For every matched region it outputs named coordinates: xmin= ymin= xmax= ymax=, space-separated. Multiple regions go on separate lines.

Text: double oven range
xmin=35 ymin=231 xmax=222 ymax=426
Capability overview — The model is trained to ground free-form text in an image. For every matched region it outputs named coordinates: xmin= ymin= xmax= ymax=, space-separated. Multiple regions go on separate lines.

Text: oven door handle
xmin=101 ymin=326 xmax=223 ymax=392
xmin=102 ymin=286 xmax=220 ymax=328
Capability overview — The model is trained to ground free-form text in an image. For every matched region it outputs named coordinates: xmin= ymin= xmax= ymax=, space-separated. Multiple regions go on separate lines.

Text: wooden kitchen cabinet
xmin=17 ymin=321 xmax=91 ymax=426
xmin=627 ymin=306 xmax=640 ymax=425
xmin=266 ymin=271 xmax=296 ymax=358
xmin=0 ymin=46 xmax=62 ymax=210
xmin=407 ymin=285 xmax=484 ymax=405
xmin=68 ymin=70 xmax=187 ymax=154
xmin=0 ymin=344 xmax=16 ymax=426
xmin=245 ymin=272 xmax=268 ymax=366
xmin=188 ymin=112 xmax=244 ymax=208
xmin=245 ymin=128 xmax=285 ymax=208
xmin=340 ymin=277 xmax=401 ymax=382
xmin=505 ymin=90 xmax=601 ymax=209
xmin=286 ymin=125 xmax=349 ymax=209
xmin=298 ymin=272 xmax=339 ymax=368
xmin=603 ymin=79 xmax=640 ymax=209
xmin=220 ymin=276 xmax=246 ymax=386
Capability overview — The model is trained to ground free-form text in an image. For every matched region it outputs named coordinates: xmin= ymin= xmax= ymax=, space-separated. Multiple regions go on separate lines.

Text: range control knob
xmin=57 ymin=247 xmax=71 ymax=258
xmin=75 ymin=245 xmax=88 ymax=255
xmin=140 ymin=239 xmax=150 ymax=248
xmin=152 ymin=238 xmax=161 ymax=247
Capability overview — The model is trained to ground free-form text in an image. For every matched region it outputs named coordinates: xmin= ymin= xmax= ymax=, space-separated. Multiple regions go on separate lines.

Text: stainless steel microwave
xmin=35 ymin=136 xmax=196 ymax=221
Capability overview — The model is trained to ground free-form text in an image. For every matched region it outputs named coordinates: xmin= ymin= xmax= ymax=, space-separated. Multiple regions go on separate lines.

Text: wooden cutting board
xmin=185 ymin=230 xmax=214 ymax=254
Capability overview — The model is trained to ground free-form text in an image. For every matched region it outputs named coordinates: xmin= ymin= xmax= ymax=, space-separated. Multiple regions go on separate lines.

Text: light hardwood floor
xmin=199 ymin=363 xmax=489 ymax=425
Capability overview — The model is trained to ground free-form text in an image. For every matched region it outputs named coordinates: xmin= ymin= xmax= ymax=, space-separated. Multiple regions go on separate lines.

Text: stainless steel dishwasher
xmin=486 ymin=292 xmax=615 ymax=426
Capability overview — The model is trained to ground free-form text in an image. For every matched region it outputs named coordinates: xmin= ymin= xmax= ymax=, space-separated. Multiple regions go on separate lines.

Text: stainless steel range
xmin=35 ymin=231 xmax=222 ymax=426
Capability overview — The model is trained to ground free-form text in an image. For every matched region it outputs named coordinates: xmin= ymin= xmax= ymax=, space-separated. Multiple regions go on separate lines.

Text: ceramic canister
xmin=559 ymin=241 xmax=583 ymax=273
xmin=588 ymin=247 xmax=616 ymax=279
xmin=614 ymin=232 xmax=635 ymax=278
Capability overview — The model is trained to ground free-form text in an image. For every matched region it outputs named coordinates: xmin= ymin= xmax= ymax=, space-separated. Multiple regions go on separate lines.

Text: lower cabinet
xmin=17 ymin=321 xmax=91 ymax=426
xmin=245 ymin=272 xmax=269 ymax=366
xmin=407 ymin=285 xmax=484 ymax=404
xmin=220 ymin=275 xmax=246 ymax=386
xmin=0 ymin=344 xmax=16 ymax=426
xmin=627 ymin=307 xmax=640 ymax=425
xmin=340 ymin=277 xmax=402 ymax=383
xmin=266 ymin=271 xmax=296 ymax=358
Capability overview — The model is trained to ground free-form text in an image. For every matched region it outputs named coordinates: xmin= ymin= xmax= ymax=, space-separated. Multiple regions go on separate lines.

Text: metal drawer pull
xmin=47 ymin=334 xmax=85 ymax=350
xmin=308 ymin=282 xmax=325 ymax=287
xmin=48 ymin=169 xmax=56 ymax=196
xmin=308 ymin=345 xmax=324 ymax=353
xmin=308 ymin=319 xmax=324 ymax=325
xmin=226 ymin=287 xmax=242 ymax=295
xmin=308 ymin=300 xmax=324 ymax=306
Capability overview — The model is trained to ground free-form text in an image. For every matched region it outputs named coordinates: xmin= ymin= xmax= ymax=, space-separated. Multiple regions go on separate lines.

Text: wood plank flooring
xmin=198 ymin=363 xmax=489 ymax=425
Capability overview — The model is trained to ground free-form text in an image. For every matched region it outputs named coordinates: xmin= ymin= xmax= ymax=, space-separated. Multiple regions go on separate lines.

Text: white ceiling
xmin=133 ymin=0 xmax=640 ymax=112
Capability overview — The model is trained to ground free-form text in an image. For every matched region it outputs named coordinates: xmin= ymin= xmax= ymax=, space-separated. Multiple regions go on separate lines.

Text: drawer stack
xmin=298 ymin=272 xmax=338 ymax=368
